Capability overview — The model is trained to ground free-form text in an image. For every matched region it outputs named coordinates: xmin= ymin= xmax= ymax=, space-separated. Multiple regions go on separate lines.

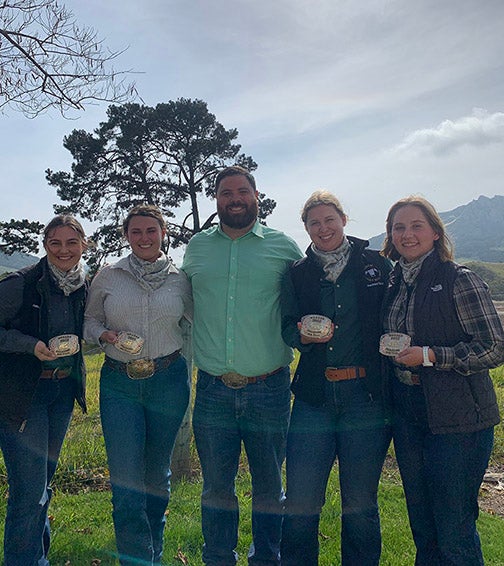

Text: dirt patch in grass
xmin=480 ymin=465 xmax=504 ymax=518
xmin=383 ymin=455 xmax=504 ymax=518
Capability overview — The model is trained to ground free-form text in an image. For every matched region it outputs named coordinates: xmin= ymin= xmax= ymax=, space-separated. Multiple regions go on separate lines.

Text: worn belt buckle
xmin=49 ymin=334 xmax=80 ymax=357
xmin=115 ymin=332 xmax=144 ymax=355
xmin=395 ymin=368 xmax=418 ymax=386
xmin=380 ymin=333 xmax=411 ymax=356
xmin=300 ymin=314 xmax=332 ymax=339
xmin=126 ymin=358 xmax=155 ymax=380
xmin=221 ymin=372 xmax=249 ymax=389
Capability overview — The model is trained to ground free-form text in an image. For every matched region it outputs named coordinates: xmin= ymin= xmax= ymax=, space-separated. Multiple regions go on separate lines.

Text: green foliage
xmin=490 ymin=364 xmax=504 ymax=466
xmin=45 ymin=99 xmax=273 ymax=272
xmin=0 ymin=218 xmax=44 ymax=256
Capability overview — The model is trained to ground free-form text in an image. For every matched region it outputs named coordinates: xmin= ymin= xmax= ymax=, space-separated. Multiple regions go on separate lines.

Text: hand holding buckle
xmin=49 ymin=334 xmax=80 ymax=357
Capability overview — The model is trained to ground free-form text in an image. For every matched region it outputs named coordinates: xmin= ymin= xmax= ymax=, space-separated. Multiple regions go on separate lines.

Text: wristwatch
xmin=422 ymin=346 xmax=434 ymax=367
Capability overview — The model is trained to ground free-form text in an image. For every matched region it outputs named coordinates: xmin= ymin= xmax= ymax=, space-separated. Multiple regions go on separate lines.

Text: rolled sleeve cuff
xmin=431 ymin=345 xmax=454 ymax=369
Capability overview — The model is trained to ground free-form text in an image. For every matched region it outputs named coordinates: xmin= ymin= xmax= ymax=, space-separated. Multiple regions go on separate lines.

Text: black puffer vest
xmin=289 ymin=237 xmax=390 ymax=406
xmin=0 ymin=258 xmax=87 ymax=427
xmin=385 ymin=252 xmax=500 ymax=433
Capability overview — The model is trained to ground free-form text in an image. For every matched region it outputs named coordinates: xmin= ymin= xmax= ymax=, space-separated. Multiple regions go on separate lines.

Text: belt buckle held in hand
xmin=49 ymin=334 xmax=80 ymax=357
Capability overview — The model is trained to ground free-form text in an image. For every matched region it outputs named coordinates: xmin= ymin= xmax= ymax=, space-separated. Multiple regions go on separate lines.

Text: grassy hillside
xmin=463 ymin=261 xmax=504 ymax=301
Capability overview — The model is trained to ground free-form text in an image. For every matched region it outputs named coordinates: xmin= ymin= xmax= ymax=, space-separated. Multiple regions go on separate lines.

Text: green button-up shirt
xmin=182 ymin=221 xmax=303 ymax=376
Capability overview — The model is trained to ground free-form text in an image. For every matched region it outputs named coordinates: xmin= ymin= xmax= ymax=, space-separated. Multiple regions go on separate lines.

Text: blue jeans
xmin=193 ymin=367 xmax=291 ymax=566
xmin=392 ymin=379 xmax=494 ymax=566
xmin=100 ymin=355 xmax=190 ymax=566
xmin=0 ymin=377 xmax=75 ymax=566
xmin=281 ymin=379 xmax=391 ymax=566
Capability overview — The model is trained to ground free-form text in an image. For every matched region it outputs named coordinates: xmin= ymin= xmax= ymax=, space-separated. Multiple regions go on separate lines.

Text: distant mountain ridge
xmin=1 ymin=195 xmax=504 ymax=272
xmin=368 ymin=195 xmax=504 ymax=262
xmin=0 ymin=251 xmax=38 ymax=274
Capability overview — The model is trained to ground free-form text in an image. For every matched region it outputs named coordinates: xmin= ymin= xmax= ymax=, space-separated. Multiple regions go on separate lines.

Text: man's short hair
xmin=215 ymin=166 xmax=256 ymax=192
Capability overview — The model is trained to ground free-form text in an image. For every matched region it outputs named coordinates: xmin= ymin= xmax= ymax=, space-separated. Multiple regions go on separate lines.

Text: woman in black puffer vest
xmin=280 ymin=191 xmax=392 ymax=566
xmin=381 ymin=196 xmax=503 ymax=566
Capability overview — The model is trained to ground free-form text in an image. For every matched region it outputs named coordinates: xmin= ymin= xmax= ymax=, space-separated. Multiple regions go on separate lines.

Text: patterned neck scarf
xmin=311 ymin=237 xmax=351 ymax=283
xmin=398 ymin=249 xmax=434 ymax=286
xmin=128 ymin=252 xmax=172 ymax=291
xmin=48 ymin=260 xmax=86 ymax=296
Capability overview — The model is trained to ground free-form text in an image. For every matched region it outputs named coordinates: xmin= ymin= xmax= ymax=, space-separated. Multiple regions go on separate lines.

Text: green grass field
xmin=0 ymin=355 xmax=503 ymax=565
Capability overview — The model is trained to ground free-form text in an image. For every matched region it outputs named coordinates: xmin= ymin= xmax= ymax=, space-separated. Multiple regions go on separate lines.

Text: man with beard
xmin=182 ymin=166 xmax=302 ymax=566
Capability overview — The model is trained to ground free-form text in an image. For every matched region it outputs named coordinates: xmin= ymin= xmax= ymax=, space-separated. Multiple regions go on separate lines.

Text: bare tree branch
xmin=0 ymin=0 xmax=138 ymax=117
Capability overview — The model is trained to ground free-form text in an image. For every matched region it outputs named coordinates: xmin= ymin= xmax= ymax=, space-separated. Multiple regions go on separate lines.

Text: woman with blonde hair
xmin=280 ymin=191 xmax=392 ymax=565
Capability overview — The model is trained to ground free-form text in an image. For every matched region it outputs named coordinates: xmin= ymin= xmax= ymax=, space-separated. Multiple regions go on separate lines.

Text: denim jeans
xmin=281 ymin=379 xmax=391 ymax=566
xmin=193 ymin=367 xmax=291 ymax=566
xmin=0 ymin=377 xmax=75 ymax=566
xmin=392 ymin=379 xmax=494 ymax=566
xmin=100 ymin=355 xmax=190 ymax=566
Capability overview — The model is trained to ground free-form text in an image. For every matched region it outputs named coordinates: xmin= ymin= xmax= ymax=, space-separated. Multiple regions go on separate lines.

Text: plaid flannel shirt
xmin=384 ymin=266 xmax=504 ymax=376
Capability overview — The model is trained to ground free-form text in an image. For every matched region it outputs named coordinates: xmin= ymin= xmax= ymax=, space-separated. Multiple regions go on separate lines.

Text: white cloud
xmin=3 ymin=0 xmax=504 ymax=253
xmin=390 ymin=109 xmax=504 ymax=156
xmin=70 ymin=1 xmax=504 ymax=147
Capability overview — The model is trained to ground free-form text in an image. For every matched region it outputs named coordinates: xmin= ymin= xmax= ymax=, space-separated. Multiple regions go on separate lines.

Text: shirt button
xmin=329 ymin=346 xmax=333 ymax=351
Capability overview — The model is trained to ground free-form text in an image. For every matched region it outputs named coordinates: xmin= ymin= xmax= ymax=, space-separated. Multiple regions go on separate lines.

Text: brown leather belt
xmin=216 ymin=367 xmax=284 ymax=389
xmin=40 ymin=367 xmax=72 ymax=380
xmin=325 ymin=366 xmax=366 ymax=382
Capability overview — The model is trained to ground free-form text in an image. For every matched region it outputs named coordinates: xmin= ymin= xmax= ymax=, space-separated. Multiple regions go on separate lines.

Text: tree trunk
xmin=171 ymin=316 xmax=194 ymax=480
xmin=171 ymin=403 xmax=192 ymax=480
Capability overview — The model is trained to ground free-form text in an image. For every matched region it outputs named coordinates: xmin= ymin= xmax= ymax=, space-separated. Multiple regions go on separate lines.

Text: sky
xmin=2 ymin=0 xmax=504 ymax=258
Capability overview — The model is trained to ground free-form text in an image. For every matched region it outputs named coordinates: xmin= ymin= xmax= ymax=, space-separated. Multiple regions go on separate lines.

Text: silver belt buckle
xmin=380 ymin=333 xmax=411 ymax=356
xmin=115 ymin=332 xmax=144 ymax=355
xmin=49 ymin=334 xmax=80 ymax=357
xmin=126 ymin=358 xmax=155 ymax=380
xmin=300 ymin=314 xmax=332 ymax=339
xmin=221 ymin=371 xmax=248 ymax=389
xmin=395 ymin=367 xmax=416 ymax=386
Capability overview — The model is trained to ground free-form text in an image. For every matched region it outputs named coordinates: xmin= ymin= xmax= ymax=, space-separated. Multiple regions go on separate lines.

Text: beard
xmin=217 ymin=200 xmax=258 ymax=230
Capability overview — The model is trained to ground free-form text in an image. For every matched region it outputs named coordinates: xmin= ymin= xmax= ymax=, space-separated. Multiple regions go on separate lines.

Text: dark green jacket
xmin=281 ymin=237 xmax=391 ymax=406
